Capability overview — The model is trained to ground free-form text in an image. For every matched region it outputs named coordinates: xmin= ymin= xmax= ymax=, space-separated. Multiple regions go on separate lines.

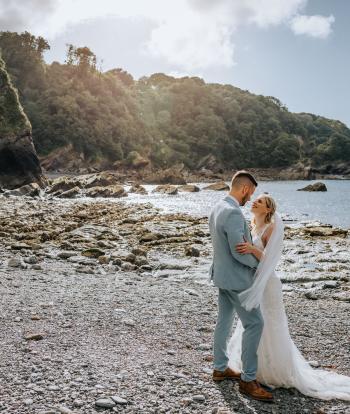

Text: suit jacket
xmin=209 ymin=195 xmax=259 ymax=291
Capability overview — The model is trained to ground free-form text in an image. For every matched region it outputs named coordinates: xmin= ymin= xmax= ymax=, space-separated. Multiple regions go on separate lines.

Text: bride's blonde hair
xmin=252 ymin=194 xmax=277 ymax=227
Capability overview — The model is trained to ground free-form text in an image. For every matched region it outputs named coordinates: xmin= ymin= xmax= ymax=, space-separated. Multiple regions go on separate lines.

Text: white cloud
xmin=290 ymin=14 xmax=335 ymax=39
xmin=0 ymin=0 xmax=336 ymax=73
xmin=0 ymin=0 xmax=56 ymax=31
xmin=147 ymin=17 xmax=234 ymax=71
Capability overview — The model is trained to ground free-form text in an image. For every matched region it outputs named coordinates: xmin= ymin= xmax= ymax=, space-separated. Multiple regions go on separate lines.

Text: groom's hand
xmin=235 ymin=240 xmax=255 ymax=254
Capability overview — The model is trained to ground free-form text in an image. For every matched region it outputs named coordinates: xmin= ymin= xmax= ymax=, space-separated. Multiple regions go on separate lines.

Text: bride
xmin=229 ymin=194 xmax=350 ymax=400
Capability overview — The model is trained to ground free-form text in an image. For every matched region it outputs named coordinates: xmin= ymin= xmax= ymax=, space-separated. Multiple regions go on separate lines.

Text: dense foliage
xmin=1 ymin=31 xmax=349 ymax=169
xmin=0 ymin=55 xmax=31 ymax=137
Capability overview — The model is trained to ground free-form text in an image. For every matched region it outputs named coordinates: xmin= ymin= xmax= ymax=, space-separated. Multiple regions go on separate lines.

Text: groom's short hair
xmin=231 ymin=170 xmax=258 ymax=189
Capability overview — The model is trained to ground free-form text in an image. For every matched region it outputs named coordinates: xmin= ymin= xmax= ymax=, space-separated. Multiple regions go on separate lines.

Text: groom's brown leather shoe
xmin=239 ymin=379 xmax=274 ymax=402
xmin=213 ymin=367 xmax=240 ymax=381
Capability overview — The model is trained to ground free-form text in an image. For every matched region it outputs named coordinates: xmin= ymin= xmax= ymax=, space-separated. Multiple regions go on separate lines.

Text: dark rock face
xmin=0 ymin=57 xmax=43 ymax=189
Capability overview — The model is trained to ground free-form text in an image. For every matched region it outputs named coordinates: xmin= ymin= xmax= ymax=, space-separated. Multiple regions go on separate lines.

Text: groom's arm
xmin=224 ymin=210 xmax=259 ymax=269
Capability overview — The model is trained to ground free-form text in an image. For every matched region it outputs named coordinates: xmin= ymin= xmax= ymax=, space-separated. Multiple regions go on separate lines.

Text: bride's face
xmin=251 ymin=196 xmax=271 ymax=216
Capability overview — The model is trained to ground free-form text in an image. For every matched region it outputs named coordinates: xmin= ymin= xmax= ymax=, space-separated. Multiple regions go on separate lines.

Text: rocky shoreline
xmin=38 ymin=159 xmax=350 ymax=189
xmin=0 ymin=193 xmax=349 ymax=413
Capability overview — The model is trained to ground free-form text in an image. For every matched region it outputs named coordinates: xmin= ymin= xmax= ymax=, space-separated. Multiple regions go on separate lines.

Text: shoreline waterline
xmin=121 ymin=180 xmax=350 ymax=230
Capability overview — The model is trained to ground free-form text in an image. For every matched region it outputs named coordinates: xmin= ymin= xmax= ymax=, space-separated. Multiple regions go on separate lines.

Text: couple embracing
xmin=209 ymin=171 xmax=350 ymax=402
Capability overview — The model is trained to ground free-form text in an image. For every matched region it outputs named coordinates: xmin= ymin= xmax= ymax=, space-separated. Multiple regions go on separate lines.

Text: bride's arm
xmin=236 ymin=224 xmax=275 ymax=260
xmin=235 ymin=239 xmax=264 ymax=261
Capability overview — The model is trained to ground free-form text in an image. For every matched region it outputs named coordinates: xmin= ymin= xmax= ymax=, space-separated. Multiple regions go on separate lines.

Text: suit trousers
xmin=213 ymin=288 xmax=264 ymax=382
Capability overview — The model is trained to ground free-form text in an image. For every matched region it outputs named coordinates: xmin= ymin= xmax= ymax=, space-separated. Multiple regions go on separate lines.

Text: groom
xmin=209 ymin=171 xmax=273 ymax=402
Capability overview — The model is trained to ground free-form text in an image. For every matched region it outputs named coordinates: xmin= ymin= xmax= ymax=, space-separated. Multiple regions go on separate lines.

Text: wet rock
xmin=140 ymin=232 xmax=163 ymax=242
xmin=11 ymin=242 xmax=31 ymax=250
xmin=134 ymin=256 xmax=149 ymax=266
xmin=98 ymin=255 xmax=110 ymax=264
xmin=128 ymin=183 xmax=147 ymax=194
xmin=308 ymin=360 xmax=320 ymax=368
xmin=121 ymin=262 xmax=136 ymax=271
xmin=178 ymin=184 xmax=200 ymax=192
xmin=303 ymin=226 xmax=348 ymax=238
xmin=24 ymin=255 xmax=38 ymax=264
xmin=333 ymin=292 xmax=350 ymax=302
xmin=123 ymin=318 xmax=136 ymax=327
xmin=85 ymin=185 xmax=126 ymax=198
xmin=185 ymin=288 xmax=200 ymax=297
xmin=57 ymin=251 xmax=77 ymax=259
xmin=95 ymin=398 xmax=116 ymax=408
xmin=203 ymin=182 xmax=229 ymax=191
xmin=110 ymin=396 xmax=128 ymax=405
xmin=56 ymin=407 xmax=73 ymax=414
xmin=111 ymin=251 xmax=136 ymax=263
xmin=192 ymin=394 xmax=206 ymax=402
xmin=7 ymin=257 xmax=24 ymax=268
xmin=304 ymin=291 xmax=319 ymax=300
xmin=58 ymin=186 xmax=80 ymax=199
xmin=112 ymin=258 xmax=122 ymax=266
xmin=82 ymin=248 xmax=105 ymax=258
xmin=298 ymin=182 xmax=327 ymax=192
xmin=322 ymin=281 xmax=339 ymax=289
xmin=131 ymin=247 xmax=147 ymax=257
xmin=4 ymin=182 xmax=41 ymax=197
xmin=73 ymin=399 xmax=84 ymax=408
xmin=185 ymin=245 xmax=200 ymax=257
xmin=24 ymin=333 xmax=44 ymax=341
xmin=85 ymin=171 xmax=120 ymax=188
xmin=198 ymin=343 xmax=211 ymax=351
xmin=76 ymin=266 xmax=94 ymax=274
xmin=47 ymin=177 xmax=83 ymax=194
xmin=153 ymin=184 xmax=178 ymax=195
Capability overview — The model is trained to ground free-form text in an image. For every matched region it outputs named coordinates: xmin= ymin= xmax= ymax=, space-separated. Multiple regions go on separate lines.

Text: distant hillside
xmin=1 ymin=31 xmax=349 ymax=173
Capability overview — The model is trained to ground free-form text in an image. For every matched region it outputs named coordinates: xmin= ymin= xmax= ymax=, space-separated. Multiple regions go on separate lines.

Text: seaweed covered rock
xmin=0 ymin=57 xmax=44 ymax=189
xmin=297 ymin=182 xmax=327 ymax=192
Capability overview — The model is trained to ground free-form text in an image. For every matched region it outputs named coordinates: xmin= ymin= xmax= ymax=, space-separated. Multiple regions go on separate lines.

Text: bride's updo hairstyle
xmin=263 ymin=195 xmax=277 ymax=224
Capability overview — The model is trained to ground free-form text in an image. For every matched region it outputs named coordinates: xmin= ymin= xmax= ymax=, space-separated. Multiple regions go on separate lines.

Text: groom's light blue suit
xmin=209 ymin=195 xmax=264 ymax=382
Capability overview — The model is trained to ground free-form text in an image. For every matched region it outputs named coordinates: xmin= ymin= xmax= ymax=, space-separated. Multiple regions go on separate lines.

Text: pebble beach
xmin=0 ymin=191 xmax=349 ymax=414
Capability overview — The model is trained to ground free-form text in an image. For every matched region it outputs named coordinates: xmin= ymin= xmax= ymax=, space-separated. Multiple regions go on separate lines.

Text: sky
xmin=1 ymin=0 xmax=349 ymax=126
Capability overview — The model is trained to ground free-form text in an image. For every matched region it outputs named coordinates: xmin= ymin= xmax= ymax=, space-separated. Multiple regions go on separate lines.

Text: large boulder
xmin=153 ymin=185 xmax=178 ymax=195
xmin=203 ymin=182 xmax=229 ymax=191
xmin=297 ymin=182 xmax=327 ymax=192
xmin=47 ymin=176 xmax=84 ymax=194
xmin=0 ymin=57 xmax=44 ymax=189
xmin=302 ymin=226 xmax=347 ymax=238
xmin=84 ymin=171 xmax=121 ymax=188
xmin=57 ymin=186 xmax=81 ymax=199
xmin=4 ymin=182 xmax=41 ymax=197
xmin=85 ymin=185 xmax=127 ymax=198
xmin=128 ymin=183 xmax=147 ymax=194
xmin=178 ymin=184 xmax=200 ymax=192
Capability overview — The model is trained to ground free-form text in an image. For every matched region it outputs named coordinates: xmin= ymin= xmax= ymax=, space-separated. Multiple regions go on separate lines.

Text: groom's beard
xmin=241 ymin=194 xmax=249 ymax=206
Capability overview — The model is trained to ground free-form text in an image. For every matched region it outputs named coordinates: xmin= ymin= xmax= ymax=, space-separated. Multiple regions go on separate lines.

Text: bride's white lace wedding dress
xmin=228 ymin=225 xmax=350 ymax=400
